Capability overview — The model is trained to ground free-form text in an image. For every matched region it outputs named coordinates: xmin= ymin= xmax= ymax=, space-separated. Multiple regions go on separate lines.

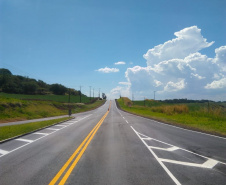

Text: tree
xmin=2 ymin=81 xmax=18 ymax=93
xmin=102 ymin=93 xmax=107 ymax=99
xmin=50 ymin=84 xmax=67 ymax=95
xmin=22 ymin=81 xmax=38 ymax=94
xmin=0 ymin=68 xmax=12 ymax=75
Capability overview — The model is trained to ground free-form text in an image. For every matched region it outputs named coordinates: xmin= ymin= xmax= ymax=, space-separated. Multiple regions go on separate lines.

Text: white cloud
xmin=110 ymin=86 xmax=130 ymax=99
xmin=191 ymin=73 xmax=205 ymax=80
xmin=143 ymin=26 xmax=214 ymax=66
xmin=113 ymin=26 xmax=226 ymax=100
xmin=205 ymin=78 xmax=226 ymax=89
xmin=119 ymin=82 xmax=131 ymax=85
xmin=115 ymin=61 xmax=126 ymax=65
xmin=164 ymin=79 xmax=186 ymax=92
xmin=96 ymin=67 xmax=119 ymax=73
xmin=154 ymin=80 xmax=163 ymax=87
xmin=213 ymin=46 xmax=226 ymax=71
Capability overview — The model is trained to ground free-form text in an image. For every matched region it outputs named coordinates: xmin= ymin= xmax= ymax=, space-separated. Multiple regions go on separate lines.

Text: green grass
xmin=117 ymin=98 xmax=226 ymax=136
xmin=0 ymin=117 xmax=70 ymax=141
xmin=73 ymin=100 xmax=106 ymax=113
xmin=0 ymin=95 xmax=105 ymax=123
xmin=0 ymin=92 xmax=93 ymax=103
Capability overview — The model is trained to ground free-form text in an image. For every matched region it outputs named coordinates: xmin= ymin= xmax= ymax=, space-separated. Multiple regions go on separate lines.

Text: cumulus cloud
xmin=143 ymin=26 xmax=214 ymax=66
xmin=96 ymin=67 xmax=119 ymax=73
xmin=213 ymin=46 xmax=226 ymax=71
xmin=164 ymin=79 xmax=186 ymax=92
xmin=110 ymin=86 xmax=130 ymax=97
xmin=115 ymin=61 xmax=126 ymax=65
xmin=111 ymin=26 xmax=226 ymax=100
xmin=205 ymin=78 xmax=226 ymax=89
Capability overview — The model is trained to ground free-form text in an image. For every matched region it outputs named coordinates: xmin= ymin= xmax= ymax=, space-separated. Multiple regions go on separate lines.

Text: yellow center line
xmin=49 ymin=101 xmax=111 ymax=185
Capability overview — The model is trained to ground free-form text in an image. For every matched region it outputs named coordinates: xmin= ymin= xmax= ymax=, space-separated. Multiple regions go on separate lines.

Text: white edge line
xmin=116 ymin=104 xmax=226 ymax=140
xmin=137 ymin=130 xmax=226 ymax=166
xmin=0 ymin=114 xmax=93 ymax=158
xmin=134 ymin=128 xmax=226 ymax=166
xmin=116 ymin=103 xmax=226 ymax=166
xmin=130 ymin=126 xmax=181 ymax=185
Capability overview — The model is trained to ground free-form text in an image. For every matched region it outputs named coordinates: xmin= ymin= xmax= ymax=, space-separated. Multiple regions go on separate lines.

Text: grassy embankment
xmin=0 ymin=93 xmax=105 ymax=123
xmin=117 ymin=97 xmax=226 ymax=136
xmin=0 ymin=117 xmax=70 ymax=141
xmin=0 ymin=93 xmax=105 ymax=141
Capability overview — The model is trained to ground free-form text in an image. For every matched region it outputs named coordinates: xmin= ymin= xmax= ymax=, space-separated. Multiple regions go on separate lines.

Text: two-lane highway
xmin=0 ymin=100 xmax=226 ymax=185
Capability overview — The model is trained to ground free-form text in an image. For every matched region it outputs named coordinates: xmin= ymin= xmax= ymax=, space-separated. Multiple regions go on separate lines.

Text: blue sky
xmin=0 ymin=0 xmax=225 ymax=100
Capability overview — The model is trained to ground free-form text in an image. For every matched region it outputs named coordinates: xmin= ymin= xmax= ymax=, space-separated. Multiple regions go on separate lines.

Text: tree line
xmin=0 ymin=68 xmax=80 ymax=95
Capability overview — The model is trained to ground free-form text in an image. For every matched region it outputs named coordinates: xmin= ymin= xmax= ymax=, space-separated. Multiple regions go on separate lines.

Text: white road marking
xmin=135 ymin=129 xmax=226 ymax=166
xmin=202 ymin=159 xmax=219 ymax=168
xmin=0 ymin=114 xmax=93 ymax=158
xmin=131 ymin=126 xmax=181 ymax=185
xmin=33 ymin=132 xmax=49 ymax=135
xmin=0 ymin=149 xmax=9 ymax=155
xmin=116 ymin=104 xmax=129 ymax=124
xmin=46 ymin=128 xmax=59 ymax=131
xmin=130 ymin=126 xmax=226 ymax=185
xmin=160 ymin=158 xmax=218 ymax=169
xmin=16 ymin=138 xmax=33 ymax=143
xmin=149 ymin=146 xmax=179 ymax=151
xmin=54 ymin=125 xmax=66 ymax=127
xmin=142 ymin=138 xmax=152 ymax=140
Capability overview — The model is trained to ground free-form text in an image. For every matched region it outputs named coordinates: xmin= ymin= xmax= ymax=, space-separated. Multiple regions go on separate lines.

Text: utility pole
xmin=144 ymin=97 xmax=145 ymax=106
xmin=68 ymin=88 xmax=71 ymax=103
xmin=68 ymin=88 xmax=71 ymax=117
xmin=154 ymin=91 xmax=156 ymax=100
xmin=80 ymin=86 xmax=82 ymax=103
xmin=89 ymin=86 xmax=92 ymax=101
xmin=93 ymin=88 xmax=94 ymax=99
xmin=99 ymin=88 xmax=101 ymax=99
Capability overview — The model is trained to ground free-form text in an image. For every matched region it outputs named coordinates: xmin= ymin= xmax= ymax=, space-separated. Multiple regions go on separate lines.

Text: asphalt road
xmin=0 ymin=100 xmax=226 ymax=185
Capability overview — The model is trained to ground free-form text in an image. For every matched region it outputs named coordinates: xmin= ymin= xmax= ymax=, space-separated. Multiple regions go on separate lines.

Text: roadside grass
xmin=73 ymin=100 xmax=106 ymax=113
xmin=0 ymin=96 xmax=105 ymax=123
xmin=0 ymin=92 xmax=92 ymax=103
xmin=117 ymin=98 xmax=226 ymax=136
xmin=0 ymin=117 xmax=70 ymax=141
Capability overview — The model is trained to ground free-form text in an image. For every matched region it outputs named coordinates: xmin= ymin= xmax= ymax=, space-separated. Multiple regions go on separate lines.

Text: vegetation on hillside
xmin=117 ymin=97 xmax=226 ymax=136
xmin=0 ymin=68 xmax=85 ymax=97
xmin=0 ymin=96 xmax=105 ymax=123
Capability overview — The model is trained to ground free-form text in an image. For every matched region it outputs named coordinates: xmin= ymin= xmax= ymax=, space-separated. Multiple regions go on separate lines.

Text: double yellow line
xmin=49 ymin=103 xmax=110 ymax=185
